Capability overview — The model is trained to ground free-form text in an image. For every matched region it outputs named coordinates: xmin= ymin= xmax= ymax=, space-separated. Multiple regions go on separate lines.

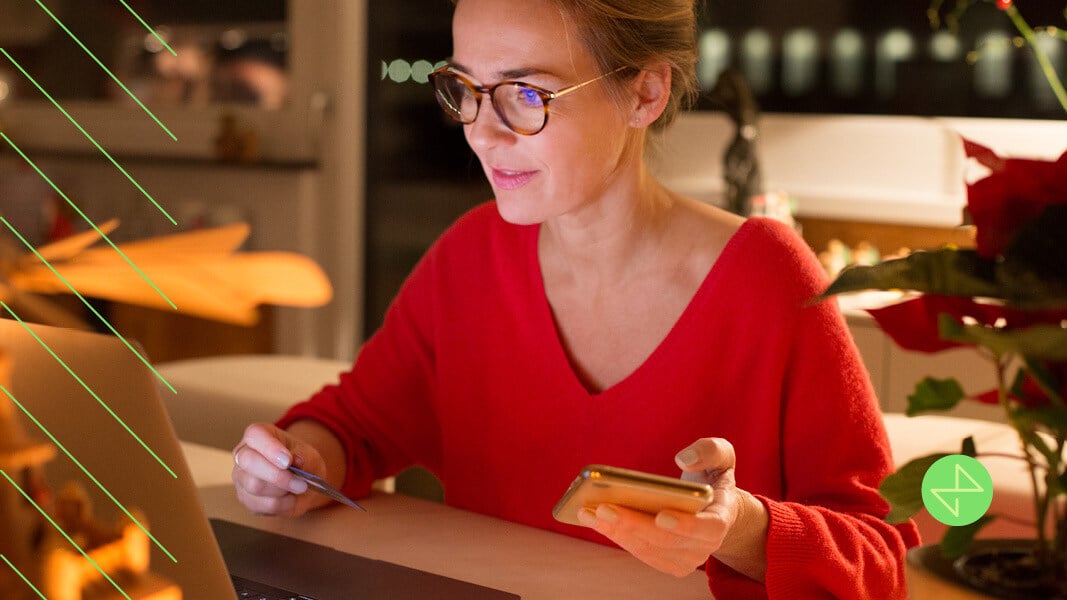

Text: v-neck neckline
xmin=527 ymin=218 xmax=759 ymax=399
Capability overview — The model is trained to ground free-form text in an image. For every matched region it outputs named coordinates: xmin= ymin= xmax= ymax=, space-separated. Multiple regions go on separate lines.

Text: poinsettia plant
xmin=819 ymin=139 xmax=1067 ymax=593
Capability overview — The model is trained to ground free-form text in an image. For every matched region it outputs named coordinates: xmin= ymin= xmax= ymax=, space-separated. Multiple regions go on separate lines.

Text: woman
xmin=232 ymin=0 xmax=919 ymax=597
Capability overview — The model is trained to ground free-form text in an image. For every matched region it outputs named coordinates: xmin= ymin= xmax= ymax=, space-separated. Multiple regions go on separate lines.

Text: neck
xmin=539 ymin=162 xmax=676 ymax=288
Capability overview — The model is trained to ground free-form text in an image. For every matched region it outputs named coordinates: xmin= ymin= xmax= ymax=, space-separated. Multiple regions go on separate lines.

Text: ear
xmin=627 ymin=62 xmax=672 ymax=128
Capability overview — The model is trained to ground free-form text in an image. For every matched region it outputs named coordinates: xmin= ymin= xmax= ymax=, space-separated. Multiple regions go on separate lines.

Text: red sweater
xmin=277 ymin=203 xmax=919 ymax=598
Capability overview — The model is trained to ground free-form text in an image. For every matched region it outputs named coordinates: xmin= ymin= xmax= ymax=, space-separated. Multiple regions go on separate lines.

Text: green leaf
xmin=961 ymin=436 xmax=977 ymax=457
xmin=880 ymin=453 xmax=950 ymax=524
xmin=939 ymin=516 xmax=996 ymax=559
xmin=939 ymin=316 xmax=1067 ymax=361
xmin=906 ymin=377 xmax=966 ymax=416
xmin=819 ymin=248 xmax=1000 ymax=300
xmin=1014 ymin=405 xmax=1067 ymax=433
xmin=1014 ymin=427 xmax=1059 ymax=464
xmin=1045 ymin=466 xmax=1065 ymax=498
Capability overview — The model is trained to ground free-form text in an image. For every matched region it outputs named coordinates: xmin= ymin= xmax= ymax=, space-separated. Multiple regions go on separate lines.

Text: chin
xmin=493 ymin=193 xmax=546 ymax=226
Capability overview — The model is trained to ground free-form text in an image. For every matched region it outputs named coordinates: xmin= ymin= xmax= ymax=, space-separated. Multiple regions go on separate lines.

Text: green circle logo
xmin=921 ymin=455 xmax=994 ymax=526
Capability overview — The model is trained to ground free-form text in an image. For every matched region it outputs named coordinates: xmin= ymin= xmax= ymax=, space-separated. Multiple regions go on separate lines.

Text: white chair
xmin=155 ymin=355 xmax=351 ymax=452
xmin=155 ymin=354 xmax=406 ymax=493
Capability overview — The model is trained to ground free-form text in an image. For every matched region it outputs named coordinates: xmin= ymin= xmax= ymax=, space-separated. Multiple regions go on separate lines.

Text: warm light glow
xmin=929 ymin=31 xmax=961 ymax=62
xmin=741 ymin=29 xmax=774 ymax=95
xmin=698 ymin=29 xmax=731 ymax=90
xmin=831 ymin=29 xmax=865 ymax=97
xmin=143 ymin=28 xmax=170 ymax=53
xmin=875 ymin=29 xmax=916 ymax=98
xmin=220 ymin=29 xmax=247 ymax=51
xmin=1 ymin=222 xmax=332 ymax=328
xmin=1028 ymin=31 xmax=1064 ymax=109
xmin=974 ymin=31 xmax=1013 ymax=98
xmin=782 ymin=29 xmax=819 ymax=96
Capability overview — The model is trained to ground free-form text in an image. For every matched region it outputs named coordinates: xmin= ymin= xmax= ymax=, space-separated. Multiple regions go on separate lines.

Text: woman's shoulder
xmin=728 ymin=216 xmax=829 ymax=299
xmin=676 ymin=199 xmax=827 ymax=299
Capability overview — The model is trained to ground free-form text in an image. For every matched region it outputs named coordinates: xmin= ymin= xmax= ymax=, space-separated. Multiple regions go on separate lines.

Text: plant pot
xmin=909 ymin=539 xmax=1067 ymax=599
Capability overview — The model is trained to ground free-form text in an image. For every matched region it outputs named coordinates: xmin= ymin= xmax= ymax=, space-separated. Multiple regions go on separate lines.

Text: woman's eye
xmin=518 ymin=87 xmax=542 ymax=108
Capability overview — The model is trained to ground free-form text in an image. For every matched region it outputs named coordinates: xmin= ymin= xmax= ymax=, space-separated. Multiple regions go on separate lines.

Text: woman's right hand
xmin=231 ymin=423 xmax=330 ymax=517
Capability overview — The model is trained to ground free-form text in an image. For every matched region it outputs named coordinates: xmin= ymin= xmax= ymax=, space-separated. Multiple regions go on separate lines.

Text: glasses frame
xmin=429 ymin=65 xmax=628 ymax=136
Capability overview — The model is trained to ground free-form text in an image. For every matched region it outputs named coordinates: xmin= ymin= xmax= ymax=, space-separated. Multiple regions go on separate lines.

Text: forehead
xmin=451 ymin=0 xmax=595 ymax=80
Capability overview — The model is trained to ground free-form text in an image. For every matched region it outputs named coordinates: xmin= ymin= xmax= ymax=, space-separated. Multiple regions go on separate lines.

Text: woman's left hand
xmin=576 ymin=437 xmax=768 ymax=580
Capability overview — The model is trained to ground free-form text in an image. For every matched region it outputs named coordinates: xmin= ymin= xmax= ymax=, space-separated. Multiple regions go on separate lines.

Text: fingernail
xmin=288 ymin=477 xmax=307 ymax=494
xmin=577 ymin=508 xmax=597 ymax=526
xmin=656 ymin=512 xmax=679 ymax=530
xmin=596 ymin=505 xmax=618 ymax=523
xmin=676 ymin=448 xmax=698 ymax=468
xmin=274 ymin=452 xmax=291 ymax=469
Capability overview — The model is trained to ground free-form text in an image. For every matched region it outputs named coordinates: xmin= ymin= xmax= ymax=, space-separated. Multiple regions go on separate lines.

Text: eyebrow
xmin=448 ymin=60 xmax=552 ymax=81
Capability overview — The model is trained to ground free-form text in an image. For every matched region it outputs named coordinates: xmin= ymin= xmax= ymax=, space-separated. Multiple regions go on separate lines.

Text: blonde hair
xmin=450 ymin=0 xmax=699 ymax=131
xmin=549 ymin=0 xmax=698 ymax=130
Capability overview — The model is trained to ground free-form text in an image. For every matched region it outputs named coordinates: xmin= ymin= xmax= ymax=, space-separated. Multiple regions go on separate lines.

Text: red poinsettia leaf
xmin=973 ymin=389 xmax=1001 ymax=405
xmin=964 ymin=146 xmax=1067 ymax=258
xmin=1017 ymin=361 xmax=1067 ymax=409
xmin=867 ymin=296 xmax=971 ymax=353
xmin=963 ymin=138 xmax=1005 ymax=172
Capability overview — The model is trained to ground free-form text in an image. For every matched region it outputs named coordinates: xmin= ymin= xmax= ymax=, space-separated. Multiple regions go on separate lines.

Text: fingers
xmin=232 ymin=423 xmax=319 ymax=517
xmin=238 ymin=423 xmax=297 ymax=470
xmin=578 ymin=504 xmax=719 ymax=577
xmin=675 ymin=437 xmax=736 ymax=475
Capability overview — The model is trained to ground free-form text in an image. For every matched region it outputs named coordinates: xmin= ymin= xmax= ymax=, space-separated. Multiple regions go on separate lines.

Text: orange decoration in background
xmin=0 ymin=220 xmax=332 ymax=329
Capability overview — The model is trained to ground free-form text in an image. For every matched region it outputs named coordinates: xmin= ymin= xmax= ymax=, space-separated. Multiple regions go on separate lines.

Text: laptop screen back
xmin=0 ymin=319 xmax=235 ymax=599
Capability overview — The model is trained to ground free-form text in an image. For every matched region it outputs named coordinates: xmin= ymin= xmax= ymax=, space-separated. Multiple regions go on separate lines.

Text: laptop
xmin=0 ymin=319 xmax=519 ymax=599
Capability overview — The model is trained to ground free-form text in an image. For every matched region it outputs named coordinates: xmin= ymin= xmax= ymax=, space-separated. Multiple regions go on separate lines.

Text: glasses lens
xmin=433 ymin=73 xmax=478 ymax=123
xmin=493 ymin=83 xmax=547 ymax=135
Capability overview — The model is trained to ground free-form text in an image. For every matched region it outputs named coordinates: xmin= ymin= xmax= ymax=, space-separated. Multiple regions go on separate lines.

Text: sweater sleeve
xmin=706 ymin=223 xmax=920 ymax=599
xmin=274 ymin=228 xmax=445 ymax=500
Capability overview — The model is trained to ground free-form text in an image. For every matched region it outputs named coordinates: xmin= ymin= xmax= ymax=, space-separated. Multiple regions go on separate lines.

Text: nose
xmin=465 ymin=98 xmax=515 ymax=151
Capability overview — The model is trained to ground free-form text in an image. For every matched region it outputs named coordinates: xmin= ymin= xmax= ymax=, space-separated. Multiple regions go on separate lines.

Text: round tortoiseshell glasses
xmin=428 ymin=66 xmax=628 ymax=135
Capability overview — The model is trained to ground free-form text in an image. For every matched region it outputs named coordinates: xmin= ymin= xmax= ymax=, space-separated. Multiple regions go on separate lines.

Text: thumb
xmin=675 ymin=438 xmax=736 ymax=473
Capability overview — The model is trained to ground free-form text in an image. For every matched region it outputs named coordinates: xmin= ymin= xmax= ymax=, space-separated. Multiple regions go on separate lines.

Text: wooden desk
xmin=181 ymin=442 xmax=994 ymax=599
xmin=183 ymin=443 xmax=710 ymax=599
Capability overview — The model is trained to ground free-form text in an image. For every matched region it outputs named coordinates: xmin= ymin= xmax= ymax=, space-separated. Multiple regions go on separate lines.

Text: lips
xmin=490 ymin=168 xmax=538 ymax=191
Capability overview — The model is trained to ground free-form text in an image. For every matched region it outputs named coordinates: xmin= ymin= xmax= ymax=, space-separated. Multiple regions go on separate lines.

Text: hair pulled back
xmin=550 ymin=0 xmax=698 ymax=130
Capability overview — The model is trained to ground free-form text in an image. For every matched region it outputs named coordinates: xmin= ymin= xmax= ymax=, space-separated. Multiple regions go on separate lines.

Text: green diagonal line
xmin=0 ymin=302 xmax=178 ymax=478
xmin=1 ymin=553 xmax=48 ymax=600
xmin=33 ymin=0 xmax=176 ymax=140
xmin=0 ymin=133 xmax=177 ymax=310
xmin=0 ymin=48 xmax=177 ymax=225
xmin=2 ymin=386 xmax=178 ymax=562
xmin=117 ymin=0 xmax=176 ymax=57
xmin=0 ymin=218 xmax=177 ymax=394
xmin=0 ymin=470 xmax=132 ymax=600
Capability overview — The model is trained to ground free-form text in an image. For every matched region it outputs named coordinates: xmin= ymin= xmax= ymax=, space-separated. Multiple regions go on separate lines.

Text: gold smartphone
xmin=552 ymin=464 xmax=714 ymax=526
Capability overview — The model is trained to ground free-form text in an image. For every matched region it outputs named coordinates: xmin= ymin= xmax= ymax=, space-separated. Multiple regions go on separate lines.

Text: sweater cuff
xmin=706 ymin=494 xmax=817 ymax=599
xmin=760 ymin=494 xmax=819 ymax=566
